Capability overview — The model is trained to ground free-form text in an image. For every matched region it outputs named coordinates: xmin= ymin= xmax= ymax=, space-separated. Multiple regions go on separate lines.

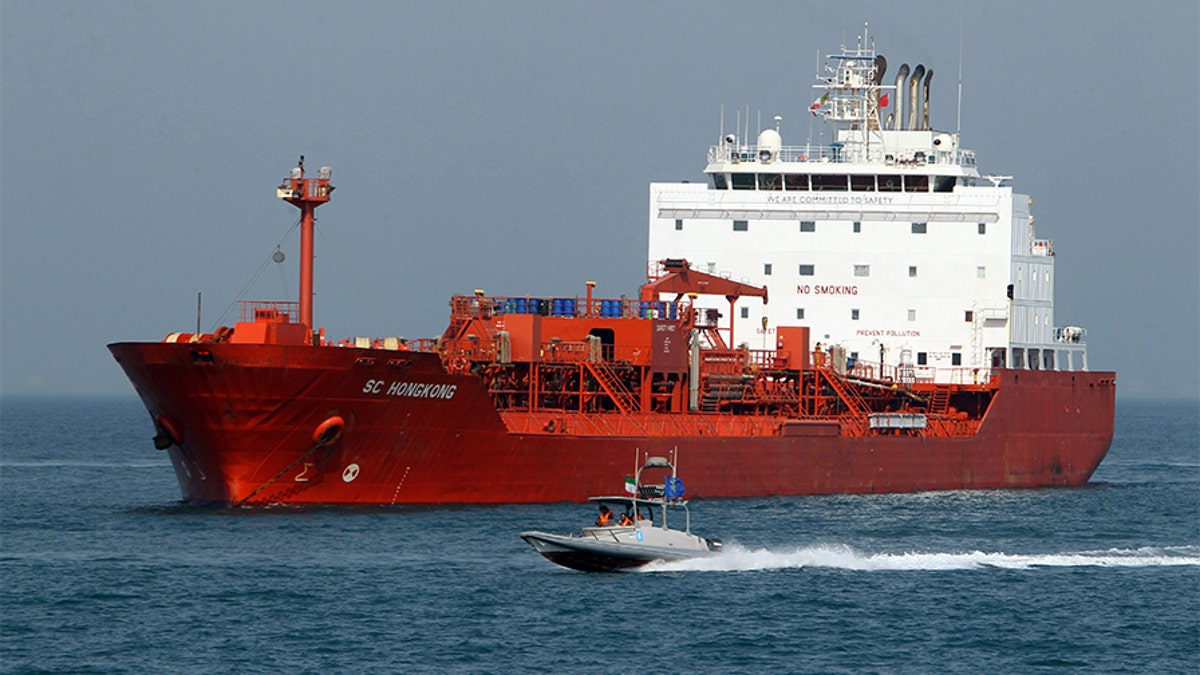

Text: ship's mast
xmin=277 ymin=156 xmax=334 ymax=332
xmin=811 ymin=24 xmax=888 ymax=162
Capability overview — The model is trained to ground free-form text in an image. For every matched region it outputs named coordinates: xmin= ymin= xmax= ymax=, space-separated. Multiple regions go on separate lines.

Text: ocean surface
xmin=1 ymin=396 xmax=1197 ymax=674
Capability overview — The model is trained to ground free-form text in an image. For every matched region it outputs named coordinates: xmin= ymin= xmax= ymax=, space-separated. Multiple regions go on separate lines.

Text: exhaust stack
xmin=893 ymin=63 xmax=910 ymax=131
xmin=872 ymin=54 xmax=887 ymax=130
xmin=922 ymin=68 xmax=934 ymax=130
xmin=908 ymin=64 xmax=925 ymax=130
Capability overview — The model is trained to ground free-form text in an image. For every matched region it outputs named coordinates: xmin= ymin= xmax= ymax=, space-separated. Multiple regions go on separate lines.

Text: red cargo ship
xmin=109 ymin=31 xmax=1115 ymax=505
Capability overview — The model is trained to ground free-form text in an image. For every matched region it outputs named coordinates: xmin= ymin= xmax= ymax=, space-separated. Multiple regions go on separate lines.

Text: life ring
xmin=153 ymin=414 xmax=181 ymax=450
xmin=313 ymin=415 xmax=345 ymax=445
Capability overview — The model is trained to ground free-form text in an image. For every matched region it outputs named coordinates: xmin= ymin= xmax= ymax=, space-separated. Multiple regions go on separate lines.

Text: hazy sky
xmin=2 ymin=1 xmax=1197 ymax=400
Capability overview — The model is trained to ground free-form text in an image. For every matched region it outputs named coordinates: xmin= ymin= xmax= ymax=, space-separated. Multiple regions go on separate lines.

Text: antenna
xmin=956 ymin=19 xmax=964 ymax=135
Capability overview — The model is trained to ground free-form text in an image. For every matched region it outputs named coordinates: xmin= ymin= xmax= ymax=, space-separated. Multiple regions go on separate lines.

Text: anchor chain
xmin=235 ymin=437 xmax=338 ymax=506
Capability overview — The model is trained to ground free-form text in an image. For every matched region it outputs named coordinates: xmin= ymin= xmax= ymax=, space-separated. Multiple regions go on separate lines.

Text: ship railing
xmin=708 ymin=143 xmax=977 ymax=168
xmin=238 ymin=300 xmax=300 ymax=323
xmin=537 ymin=341 xmax=645 ymax=366
xmin=437 ymin=333 xmax=497 ymax=366
xmin=1031 ymin=239 xmax=1055 ymax=257
xmin=450 ymin=294 xmax=681 ymax=321
xmin=843 ymin=360 xmax=994 ymax=387
xmin=746 ymin=348 xmax=791 ymax=370
xmin=700 ymin=349 xmax=748 ymax=375
xmin=1053 ymin=326 xmax=1087 ymax=345
xmin=541 ymin=340 xmax=592 ymax=363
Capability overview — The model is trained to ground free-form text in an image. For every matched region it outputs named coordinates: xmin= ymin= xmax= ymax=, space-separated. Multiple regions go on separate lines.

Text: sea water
xmin=1 ymin=396 xmax=1197 ymax=673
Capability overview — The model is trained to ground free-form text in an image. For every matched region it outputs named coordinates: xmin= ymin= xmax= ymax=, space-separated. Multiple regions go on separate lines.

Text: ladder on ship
xmin=816 ymin=369 xmax=869 ymax=418
xmin=927 ymin=388 xmax=951 ymax=414
xmin=583 ymin=359 xmax=641 ymax=414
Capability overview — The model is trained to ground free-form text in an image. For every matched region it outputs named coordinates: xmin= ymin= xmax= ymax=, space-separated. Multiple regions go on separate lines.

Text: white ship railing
xmin=1054 ymin=326 xmax=1086 ymax=345
xmin=1031 ymin=239 xmax=1055 ymax=256
xmin=708 ymin=144 xmax=976 ymax=168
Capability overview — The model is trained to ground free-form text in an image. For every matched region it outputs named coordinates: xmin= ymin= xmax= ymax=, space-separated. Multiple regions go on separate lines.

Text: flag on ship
xmin=879 ymin=92 xmax=890 ymax=107
xmin=625 ymin=475 xmax=636 ymax=494
xmin=810 ymin=92 xmax=829 ymax=114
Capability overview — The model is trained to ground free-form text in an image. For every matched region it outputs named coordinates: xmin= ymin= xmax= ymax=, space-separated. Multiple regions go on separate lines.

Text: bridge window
xmin=952 ymin=352 xmax=962 ymax=366
xmin=904 ymin=175 xmax=929 ymax=192
xmin=851 ymin=175 xmax=875 ymax=192
xmin=933 ymin=176 xmax=955 ymax=192
xmin=911 ymin=222 xmax=927 ymax=234
xmin=711 ymin=174 xmax=728 ymax=189
xmin=853 ymin=221 xmax=861 ymax=233
xmin=740 ymin=307 xmax=749 ymax=318
xmin=763 ymin=263 xmax=773 ymax=275
xmin=909 ymin=266 xmax=918 ymax=277
xmin=800 ymin=220 xmax=815 ymax=232
xmin=917 ymin=352 xmax=927 ymax=365
xmin=851 ymin=309 xmax=860 ymax=320
xmin=758 ymin=174 xmax=783 ymax=190
xmin=675 ymin=219 xmax=683 ymax=231
xmin=731 ymin=173 xmax=756 ymax=190
xmin=811 ymin=174 xmax=848 ymax=191
xmin=733 ymin=220 xmax=748 ymax=231
xmin=799 ymin=264 xmax=815 ymax=276
xmin=784 ymin=174 xmax=809 ymax=190
xmin=796 ymin=308 xmax=805 ymax=320
xmin=878 ymin=175 xmax=902 ymax=192
xmin=978 ymin=222 xmax=987 ymax=234
xmin=854 ymin=265 xmax=870 ymax=277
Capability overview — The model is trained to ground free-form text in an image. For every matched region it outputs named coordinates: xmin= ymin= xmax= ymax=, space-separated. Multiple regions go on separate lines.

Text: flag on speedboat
xmin=665 ymin=476 xmax=685 ymax=499
xmin=625 ymin=475 xmax=636 ymax=494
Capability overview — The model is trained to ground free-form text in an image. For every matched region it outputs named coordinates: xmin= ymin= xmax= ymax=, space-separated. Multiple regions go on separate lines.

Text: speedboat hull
xmin=520 ymin=529 xmax=719 ymax=572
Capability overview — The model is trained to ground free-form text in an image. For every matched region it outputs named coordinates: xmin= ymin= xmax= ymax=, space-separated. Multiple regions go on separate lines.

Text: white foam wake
xmin=641 ymin=544 xmax=1200 ymax=572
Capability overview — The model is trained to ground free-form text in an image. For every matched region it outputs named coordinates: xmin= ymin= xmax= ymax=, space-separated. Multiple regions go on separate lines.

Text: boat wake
xmin=640 ymin=544 xmax=1200 ymax=572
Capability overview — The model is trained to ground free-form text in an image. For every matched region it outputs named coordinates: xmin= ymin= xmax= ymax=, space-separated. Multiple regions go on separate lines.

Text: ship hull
xmin=109 ymin=341 xmax=1115 ymax=505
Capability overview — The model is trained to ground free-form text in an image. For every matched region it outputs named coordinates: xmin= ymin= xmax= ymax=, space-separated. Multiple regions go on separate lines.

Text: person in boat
xmin=595 ymin=505 xmax=614 ymax=527
xmin=619 ymin=512 xmax=634 ymax=526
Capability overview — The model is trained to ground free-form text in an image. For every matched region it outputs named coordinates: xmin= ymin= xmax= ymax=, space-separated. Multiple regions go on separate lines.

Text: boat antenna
xmin=744 ymin=105 xmax=749 ymax=147
xmin=956 ymin=18 xmax=964 ymax=135
xmin=807 ymin=48 xmax=819 ymax=147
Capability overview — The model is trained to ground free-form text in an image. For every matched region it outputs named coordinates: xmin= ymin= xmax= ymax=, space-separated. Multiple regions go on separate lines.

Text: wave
xmin=0 ymin=460 xmax=169 ymax=468
xmin=641 ymin=544 xmax=1200 ymax=573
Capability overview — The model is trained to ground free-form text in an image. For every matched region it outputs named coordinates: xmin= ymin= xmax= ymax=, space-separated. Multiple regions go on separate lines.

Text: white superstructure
xmin=648 ymin=26 xmax=1088 ymax=384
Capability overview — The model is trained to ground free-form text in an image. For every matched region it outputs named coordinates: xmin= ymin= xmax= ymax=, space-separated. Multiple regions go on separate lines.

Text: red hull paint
xmin=108 ymin=341 xmax=1115 ymax=505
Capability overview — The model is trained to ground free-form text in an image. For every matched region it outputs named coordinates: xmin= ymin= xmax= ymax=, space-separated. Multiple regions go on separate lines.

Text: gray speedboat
xmin=520 ymin=455 xmax=722 ymax=572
